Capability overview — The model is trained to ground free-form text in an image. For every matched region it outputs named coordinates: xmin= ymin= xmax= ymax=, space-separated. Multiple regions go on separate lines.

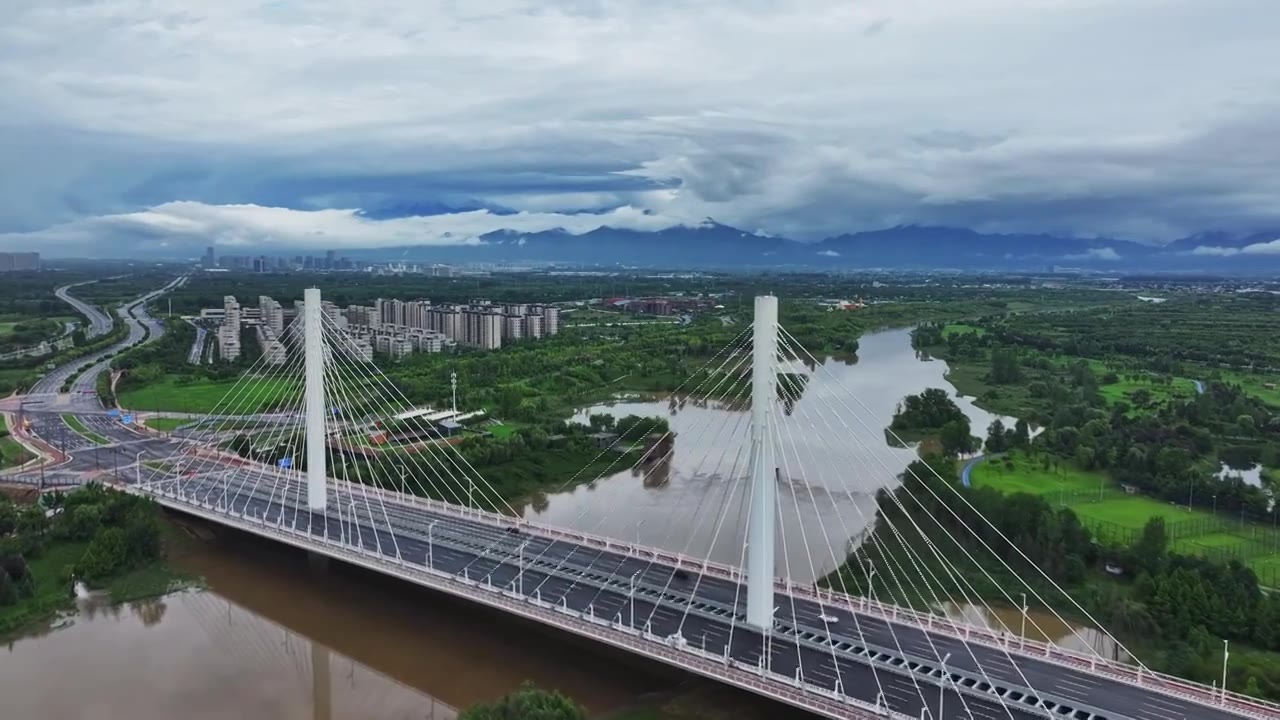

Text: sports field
xmin=971 ymin=451 xmax=1280 ymax=585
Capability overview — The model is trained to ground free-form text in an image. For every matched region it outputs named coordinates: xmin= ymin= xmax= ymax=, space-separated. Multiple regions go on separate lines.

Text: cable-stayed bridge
xmin=26 ymin=289 xmax=1280 ymax=720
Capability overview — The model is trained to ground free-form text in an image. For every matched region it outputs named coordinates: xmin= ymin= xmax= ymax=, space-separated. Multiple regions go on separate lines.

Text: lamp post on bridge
xmin=517 ymin=540 xmax=530 ymax=595
xmin=427 ymin=521 xmax=436 ymax=568
xmin=1222 ymin=639 xmax=1229 ymax=704
xmin=395 ymin=463 xmax=407 ymax=495
xmin=629 ymin=570 xmax=640 ymax=630
xmin=938 ymin=652 xmax=951 ymax=720
xmin=864 ymin=560 xmax=877 ymax=607
xmin=1020 ymin=592 xmax=1028 ymax=650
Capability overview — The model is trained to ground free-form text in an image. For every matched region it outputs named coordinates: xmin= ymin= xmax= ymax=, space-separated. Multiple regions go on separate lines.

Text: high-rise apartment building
xmin=0 ymin=252 xmax=40 ymax=272
xmin=203 ymin=246 xmax=216 ymax=267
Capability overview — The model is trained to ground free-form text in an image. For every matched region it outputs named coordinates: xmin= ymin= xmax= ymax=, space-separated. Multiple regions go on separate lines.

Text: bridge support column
xmin=304 ymin=287 xmax=327 ymax=511
xmin=746 ymin=294 xmax=778 ymax=630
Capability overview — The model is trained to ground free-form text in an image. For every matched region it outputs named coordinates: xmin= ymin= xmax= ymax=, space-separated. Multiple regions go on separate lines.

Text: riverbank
xmin=0 ymin=492 xmax=200 ymax=640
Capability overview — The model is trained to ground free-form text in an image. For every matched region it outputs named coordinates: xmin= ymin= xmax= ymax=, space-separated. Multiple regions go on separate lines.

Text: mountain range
xmin=345 ymin=222 xmax=1280 ymax=273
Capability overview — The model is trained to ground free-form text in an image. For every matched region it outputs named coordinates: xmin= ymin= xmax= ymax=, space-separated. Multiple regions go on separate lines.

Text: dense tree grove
xmin=829 ymin=457 xmax=1280 ymax=699
xmin=458 ymin=682 xmax=586 ymax=720
xmin=0 ymin=486 xmax=164 ymax=615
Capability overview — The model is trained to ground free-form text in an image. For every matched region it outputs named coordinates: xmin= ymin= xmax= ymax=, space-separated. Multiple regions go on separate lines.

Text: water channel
xmin=2 ymin=328 xmax=1128 ymax=717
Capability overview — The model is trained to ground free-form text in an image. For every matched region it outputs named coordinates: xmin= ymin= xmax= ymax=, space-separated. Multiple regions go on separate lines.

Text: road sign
xmin=121 ymin=414 xmax=133 ymax=424
xmin=106 ymin=409 xmax=120 ymax=417
xmin=277 ymin=457 xmax=293 ymax=469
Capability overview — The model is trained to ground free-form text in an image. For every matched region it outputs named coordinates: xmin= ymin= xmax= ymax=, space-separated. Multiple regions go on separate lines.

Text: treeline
xmin=826 ymin=457 xmax=1280 ymax=699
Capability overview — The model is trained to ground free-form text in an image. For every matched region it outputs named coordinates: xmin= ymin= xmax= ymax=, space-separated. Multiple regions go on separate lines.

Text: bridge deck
xmin=131 ymin=465 xmax=1271 ymax=720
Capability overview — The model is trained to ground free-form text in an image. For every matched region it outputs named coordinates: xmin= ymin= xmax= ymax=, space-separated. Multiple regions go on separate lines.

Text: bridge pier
xmin=746 ymin=294 xmax=778 ymax=631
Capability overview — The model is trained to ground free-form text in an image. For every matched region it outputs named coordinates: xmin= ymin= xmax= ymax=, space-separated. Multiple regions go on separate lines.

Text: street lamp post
xmin=1222 ymin=639 xmax=1230 ymax=703
xmin=629 ymin=571 xmax=640 ymax=629
xmin=1020 ymin=592 xmax=1028 ymax=649
xmin=395 ymin=463 xmax=407 ymax=495
xmin=135 ymin=450 xmax=144 ymax=485
xmin=427 ymin=521 xmax=436 ymax=568
xmin=517 ymin=540 xmax=529 ymax=595
xmin=939 ymin=652 xmax=952 ymax=720
xmin=864 ymin=560 xmax=878 ymax=606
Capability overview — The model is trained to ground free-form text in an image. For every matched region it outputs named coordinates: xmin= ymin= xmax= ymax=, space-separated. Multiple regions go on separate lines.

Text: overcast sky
xmin=1 ymin=0 xmax=1277 ymax=255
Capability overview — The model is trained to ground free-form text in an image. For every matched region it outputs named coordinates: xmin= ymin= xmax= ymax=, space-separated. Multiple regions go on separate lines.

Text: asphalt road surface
xmin=55 ymin=281 xmax=113 ymax=339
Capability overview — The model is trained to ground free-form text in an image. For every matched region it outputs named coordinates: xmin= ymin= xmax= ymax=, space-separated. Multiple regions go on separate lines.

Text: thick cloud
xmin=1 ymin=0 xmax=1278 ymax=253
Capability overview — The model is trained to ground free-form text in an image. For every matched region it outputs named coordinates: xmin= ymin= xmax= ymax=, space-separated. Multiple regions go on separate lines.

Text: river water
xmin=0 ymin=536 xmax=668 ymax=720
xmin=524 ymin=328 xmax=1018 ymax=583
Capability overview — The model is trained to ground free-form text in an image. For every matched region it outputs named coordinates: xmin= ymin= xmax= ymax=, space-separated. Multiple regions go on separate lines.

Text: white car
xmin=819 ymin=613 xmax=839 ymax=624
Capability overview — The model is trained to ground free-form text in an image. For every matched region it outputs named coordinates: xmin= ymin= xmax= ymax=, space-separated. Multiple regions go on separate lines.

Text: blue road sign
xmin=121 ymin=414 xmax=134 ymax=424
xmin=278 ymin=457 xmax=293 ymax=469
xmin=331 ymin=406 xmax=341 ymax=416
xmin=106 ymin=409 xmax=120 ymax=417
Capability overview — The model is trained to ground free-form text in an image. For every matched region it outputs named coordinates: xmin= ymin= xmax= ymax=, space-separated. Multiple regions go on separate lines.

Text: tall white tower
xmin=746 ymin=295 xmax=778 ymax=630
xmin=304 ymin=287 xmax=327 ymax=511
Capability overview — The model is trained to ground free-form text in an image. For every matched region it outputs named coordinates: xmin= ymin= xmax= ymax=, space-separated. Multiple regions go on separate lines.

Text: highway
xmin=55 ymin=281 xmax=113 ymax=338
xmin=26 ymin=277 xmax=185 ymax=401
xmin=137 ymin=461 xmax=1261 ymax=720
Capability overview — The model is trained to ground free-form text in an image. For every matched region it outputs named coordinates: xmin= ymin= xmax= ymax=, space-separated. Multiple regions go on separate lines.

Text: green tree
xmin=985 ymin=419 xmax=1008 ymax=454
xmin=77 ymin=527 xmax=128 ymax=581
xmin=939 ymin=419 xmax=979 ymax=457
xmin=1132 ymin=517 xmax=1169 ymax=575
xmin=0 ymin=569 xmax=17 ymax=605
xmin=459 ymin=682 xmax=587 ymax=720
xmin=990 ymin=348 xmax=1022 ymax=384
xmin=1012 ymin=418 xmax=1031 ymax=448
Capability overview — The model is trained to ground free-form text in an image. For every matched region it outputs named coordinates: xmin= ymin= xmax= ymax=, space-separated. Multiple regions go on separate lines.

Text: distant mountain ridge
xmin=346 ymin=222 xmax=1280 ymax=272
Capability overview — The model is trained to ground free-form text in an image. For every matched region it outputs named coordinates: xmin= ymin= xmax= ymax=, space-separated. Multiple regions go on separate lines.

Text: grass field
xmin=1096 ymin=373 xmax=1198 ymax=408
xmin=487 ymin=422 xmax=520 ymax=439
xmin=1211 ymin=369 xmax=1280 ymax=407
xmin=142 ymin=417 xmax=190 ymax=432
xmin=971 ymin=451 xmax=1105 ymax=496
xmin=61 ymin=414 xmax=108 ymax=445
xmin=972 ymin=451 xmax=1280 ymax=584
xmin=942 ymin=323 xmax=986 ymax=338
xmin=118 ymin=376 xmax=299 ymax=414
xmin=0 ymin=414 xmax=34 ymax=469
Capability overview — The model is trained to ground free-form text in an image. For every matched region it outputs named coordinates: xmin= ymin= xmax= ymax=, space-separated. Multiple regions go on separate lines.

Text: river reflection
xmin=524 ymin=328 xmax=1019 ymax=581
xmin=0 ymin=535 xmax=664 ymax=720
xmin=940 ymin=603 xmax=1132 ymax=663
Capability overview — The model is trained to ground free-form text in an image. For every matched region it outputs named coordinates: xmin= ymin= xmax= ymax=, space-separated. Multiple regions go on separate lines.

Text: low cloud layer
xmin=0 ymin=201 xmax=697 ymax=256
xmin=1191 ymin=239 xmax=1280 ymax=257
xmin=2 ymin=0 xmax=1279 ymax=253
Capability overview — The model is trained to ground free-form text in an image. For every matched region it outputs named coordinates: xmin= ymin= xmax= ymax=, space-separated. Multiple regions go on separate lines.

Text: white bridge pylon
xmin=304 ymin=287 xmax=327 ymax=511
xmin=746 ymin=294 xmax=778 ymax=630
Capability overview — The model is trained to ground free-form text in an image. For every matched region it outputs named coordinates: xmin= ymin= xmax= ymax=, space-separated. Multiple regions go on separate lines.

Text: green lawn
xmin=942 ymin=323 xmax=986 ymax=338
xmin=118 ymin=376 xmax=299 ymax=414
xmin=1096 ymin=373 xmax=1197 ymax=409
xmin=973 ymin=452 xmax=1280 ymax=584
xmin=142 ymin=417 xmax=190 ymax=432
xmin=1212 ymin=369 xmax=1280 ymax=407
xmin=61 ymin=414 xmax=109 ymax=445
xmin=971 ymin=451 xmax=1106 ymax=496
xmin=0 ymin=414 xmax=34 ymax=469
xmin=488 ymin=422 xmax=520 ymax=439
xmin=0 ymin=321 xmax=17 ymax=336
